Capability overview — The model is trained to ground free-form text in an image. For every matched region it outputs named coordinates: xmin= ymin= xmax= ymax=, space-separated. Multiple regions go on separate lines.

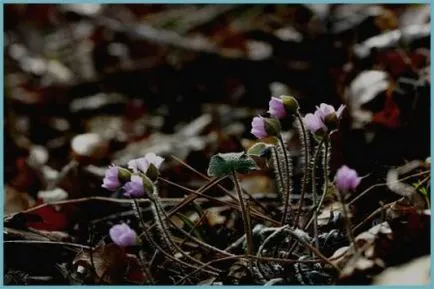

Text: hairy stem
xmin=293 ymin=113 xmax=311 ymax=227
xmin=132 ymin=199 xmax=217 ymax=276
xmin=271 ymin=146 xmax=285 ymax=199
xmin=337 ymin=190 xmax=357 ymax=253
xmin=278 ymin=135 xmax=293 ymax=226
xmin=148 ymin=185 xmax=221 ymax=272
xmin=310 ymin=136 xmax=326 ymax=250
xmin=314 ymin=138 xmax=330 ymax=223
xmin=232 ymin=170 xmax=254 ymax=272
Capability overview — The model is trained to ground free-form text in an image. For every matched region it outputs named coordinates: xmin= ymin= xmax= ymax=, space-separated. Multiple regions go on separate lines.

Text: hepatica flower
xmin=128 ymin=153 xmax=165 ymax=174
xmin=316 ymin=103 xmax=345 ymax=119
xmin=268 ymin=97 xmax=287 ymax=119
xmin=102 ymin=165 xmax=121 ymax=191
xmin=303 ymin=112 xmax=326 ymax=134
xmin=123 ymin=175 xmax=145 ymax=197
xmin=251 ymin=116 xmax=281 ymax=139
xmin=251 ymin=116 xmax=268 ymax=139
xmin=335 ymin=165 xmax=361 ymax=193
xmin=315 ymin=103 xmax=345 ymax=129
xmin=302 ymin=103 xmax=346 ymax=135
xmin=109 ymin=223 xmax=137 ymax=247
xmin=268 ymin=95 xmax=300 ymax=119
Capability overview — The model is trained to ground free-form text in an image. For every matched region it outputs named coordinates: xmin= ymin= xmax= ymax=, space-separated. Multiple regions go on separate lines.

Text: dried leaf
xmin=5 ymin=185 xmax=35 ymax=215
xmin=73 ymin=243 xmax=146 ymax=284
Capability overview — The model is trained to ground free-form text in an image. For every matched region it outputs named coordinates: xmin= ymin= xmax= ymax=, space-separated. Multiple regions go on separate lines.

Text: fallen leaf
xmin=73 ymin=243 xmax=146 ymax=284
xmin=5 ymin=185 xmax=35 ymax=215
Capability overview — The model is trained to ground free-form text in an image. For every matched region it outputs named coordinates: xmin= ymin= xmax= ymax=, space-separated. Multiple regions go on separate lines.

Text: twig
xmin=175 ymin=254 xmax=323 ymax=285
xmin=353 ymin=201 xmax=395 ymax=233
xmin=132 ymin=199 xmax=218 ymax=276
xmin=163 ymin=216 xmax=235 ymax=257
xmin=175 ymin=255 xmax=242 ymax=285
xmin=284 ymin=228 xmax=340 ymax=272
xmin=179 ymin=211 xmax=208 ymax=249
xmin=4 ymin=240 xmax=91 ymax=250
xmin=171 ymin=154 xmax=270 ymax=214
xmin=6 ymin=196 xmax=187 ymax=218
xmin=158 ymin=177 xmax=279 ymax=225
xmin=348 ymin=170 xmax=430 ymax=206
xmin=148 ymin=187 xmax=221 ymax=273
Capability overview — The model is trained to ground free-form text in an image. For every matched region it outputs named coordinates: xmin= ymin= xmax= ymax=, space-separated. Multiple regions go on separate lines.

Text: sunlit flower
xmin=128 ymin=153 xmax=165 ymax=174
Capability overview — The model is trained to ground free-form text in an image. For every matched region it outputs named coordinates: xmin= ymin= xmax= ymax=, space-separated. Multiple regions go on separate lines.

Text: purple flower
xmin=335 ymin=165 xmax=361 ymax=192
xmin=268 ymin=97 xmax=286 ymax=119
xmin=109 ymin=223 xmax=137 ymax=247
xmin=303 ymin=112 xmax=326 ymax=134
xmin=315 ymin=103 xmax=345 ymax=122
xmin=102 ymin=166 xmax=121 ymax=191
xmin=128 ymin=153 xmax=165 ymax=174
xmin=251 ymin=116 xmax=268 ymax=139
xmin=123 ymin=175 xmax=145 ymax=197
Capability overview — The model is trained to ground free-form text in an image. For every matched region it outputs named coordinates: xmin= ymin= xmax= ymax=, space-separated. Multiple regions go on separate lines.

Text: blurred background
xmin=3 ymin=4 xmax=431 ymax=285
xmin=4 ymin=3 xmax=431 ymax=209
xmin=5 ymin=3 xmax=430 ymax=184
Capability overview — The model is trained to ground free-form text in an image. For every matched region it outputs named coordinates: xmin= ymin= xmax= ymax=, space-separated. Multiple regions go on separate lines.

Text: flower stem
xmin=314 ymin=138 xmax=330 ymax=224
xmin=336 ymin=190 xmax=357 ymax=253
xmin=148 ymin=185 xmax=220 ymax=272
xmin=232 ymin=170 xmax=254 ymax=272
xmin=278 ymin=135 xmax=293 ymax=226
xmin=271 ymin=146 xmax=285 ymax=201
xmin=132 ymin=198 xmax=217 ymax=276
xmin=310 ymin=136 xmax=326 ymax=250
xmin=293 ymin=113 xmax=310 ymax=228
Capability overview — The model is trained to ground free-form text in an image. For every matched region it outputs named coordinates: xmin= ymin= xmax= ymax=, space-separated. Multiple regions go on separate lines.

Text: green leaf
xmin=247 ymin=142 xmax=272 ymax=158
xmin=207 ymin=152 xmax=257 ymax=177
xmin=420 ymin=187 xmax=428 ymax=197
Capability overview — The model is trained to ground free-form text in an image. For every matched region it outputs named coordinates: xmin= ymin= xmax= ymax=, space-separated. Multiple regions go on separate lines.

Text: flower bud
xmin=280 ymin=95 xmax=299 ymax=115
xmin=118 ymin=167 xmax=132 ymax=183
xmin=324 ymin=113 xmax=338 ymax=131
xmin=263 ymin=117 xmax=281 ymax=136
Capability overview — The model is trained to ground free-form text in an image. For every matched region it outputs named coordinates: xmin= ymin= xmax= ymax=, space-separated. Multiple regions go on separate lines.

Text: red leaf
xmin=25 ymin=201 xmax=78 ymax=231
xmin=372 ymin=92 xmax=400 ymax=128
